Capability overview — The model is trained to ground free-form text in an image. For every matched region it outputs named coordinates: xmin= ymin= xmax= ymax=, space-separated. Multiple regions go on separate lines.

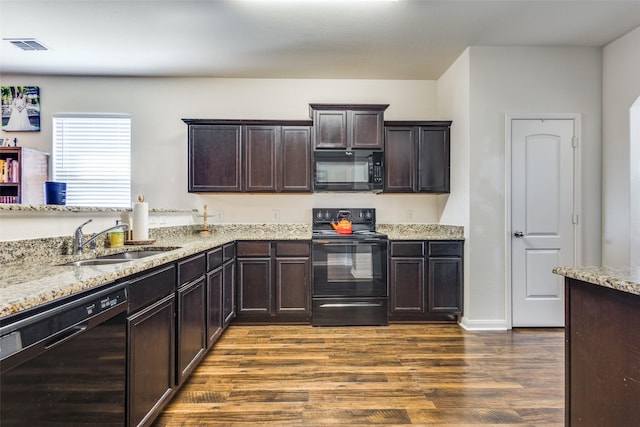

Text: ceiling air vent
xmin=4 ymin=38 xmax=48 ymax=51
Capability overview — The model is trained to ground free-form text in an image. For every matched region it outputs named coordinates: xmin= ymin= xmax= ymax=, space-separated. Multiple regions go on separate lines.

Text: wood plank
xmin=154 ymin=324 xmax=563 ymax=426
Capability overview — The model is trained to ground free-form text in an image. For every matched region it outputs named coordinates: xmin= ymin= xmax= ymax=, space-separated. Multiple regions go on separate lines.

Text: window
xmin=52 ymin=114 xmax=131 ymax=207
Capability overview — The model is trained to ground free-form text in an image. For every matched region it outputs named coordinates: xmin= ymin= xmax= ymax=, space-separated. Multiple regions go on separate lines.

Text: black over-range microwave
xmin=313 ymin=150 xmax=383 ymax=192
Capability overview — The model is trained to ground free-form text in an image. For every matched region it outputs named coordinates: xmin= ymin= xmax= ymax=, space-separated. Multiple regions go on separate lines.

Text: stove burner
xmin=311 ymin=208 xmax=381 ymax=238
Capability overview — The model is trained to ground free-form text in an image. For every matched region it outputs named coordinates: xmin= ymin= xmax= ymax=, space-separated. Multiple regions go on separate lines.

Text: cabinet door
xmin=206 ymin=267 xmax=223 ymax=347
xmin=236 ymin=258 xmax=272 ymax=319
xmin=389 ymin=257 xmax=425 ymax=319
xmin=244 ymin=126 xmax=278 ymax=192
xmin=350 ymin=110 xmax=384 ymax=149
xmin=127 ymin=295 xmax=175 ymax=427
xmin=427 ymin=257 xmax=462 ymax=314
xmin=222 ymin=259 xmax=235 ymax=327
xmin=177 ymin=277 xmax=207 ymax=385
xmin=418 ymin=127 xmax=450 ymax=193
xmin=280 ymin=126 xmax=312 ymax=192
xmin=384 ymin=126 xmax=416 ymax=192
xmin=275 ymin=257 xmax=311 ymax=321
xmin=313 ymin=110 xmax=347 ymax=149
xmin=188 ymin=125 xmax=242 ymax=192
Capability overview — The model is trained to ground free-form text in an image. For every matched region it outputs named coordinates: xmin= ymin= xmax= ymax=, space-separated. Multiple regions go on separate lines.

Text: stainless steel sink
xmin=96 ymin=250 xmax=172 ymax=260
xmin=62 ymin=259 xmax=133 ymax=267
xmin=59 ymin=248 xmax=178 ymax=267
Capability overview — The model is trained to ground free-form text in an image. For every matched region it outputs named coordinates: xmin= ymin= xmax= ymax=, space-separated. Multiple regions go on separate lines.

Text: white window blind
xmin=52 ymin=114 xmax=131 ymax=207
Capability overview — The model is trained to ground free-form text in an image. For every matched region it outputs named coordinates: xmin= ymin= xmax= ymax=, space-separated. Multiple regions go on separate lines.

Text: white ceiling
xmin=1 ymin=0 xmax=640 ymax=80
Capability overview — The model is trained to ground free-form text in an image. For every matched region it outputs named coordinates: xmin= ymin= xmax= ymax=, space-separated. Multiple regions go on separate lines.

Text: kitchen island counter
xmin=553 ymin=266 xmax=640 ymax=425
xmin=553 ymin=265 xmax=640 ymax=296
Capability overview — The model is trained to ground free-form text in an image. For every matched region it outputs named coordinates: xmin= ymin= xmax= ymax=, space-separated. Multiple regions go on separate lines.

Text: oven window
xmin=313 ymin=241 xmax=387 ymax=298
xmin=327 ymin=251 xmax=373 ymax=281
xmin=316 ymin=160 xmax=369 ymax=184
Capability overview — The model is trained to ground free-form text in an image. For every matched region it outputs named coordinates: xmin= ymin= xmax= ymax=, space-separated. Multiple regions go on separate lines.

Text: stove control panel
xmin=312 ymin=208 xmax=376 ymax=225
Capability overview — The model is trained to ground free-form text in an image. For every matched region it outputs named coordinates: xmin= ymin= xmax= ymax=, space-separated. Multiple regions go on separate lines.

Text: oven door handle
xmin=319 ymin=302 xmax=384 ymax=308
xmin=313 ymin=239 xmax=385 ymax=245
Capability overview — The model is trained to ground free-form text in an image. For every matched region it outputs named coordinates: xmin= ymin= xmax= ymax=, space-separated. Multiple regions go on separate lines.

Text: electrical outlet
xmin=407 ymin=210 xmax=414 ymax=221
xmin=273 ymin=210 xmax=280 ymax=221
xmin=218 ymin=211 xmax=224 ymax=222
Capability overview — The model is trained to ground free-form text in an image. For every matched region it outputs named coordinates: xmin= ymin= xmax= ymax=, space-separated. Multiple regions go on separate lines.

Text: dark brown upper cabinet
xmin=280 ymin=126 xmax=313 ymax=192
xmin=384 ymin=121 xmax=452 ymax=194
xmin=309 ymin=104 xmax=388 ymax=150
xmin=244 ymin=126 xmax=278 ymax=192
xmin=184 ymin=119 xmax=313 ymax=193
xmin=188 ymin=124 xmax=242 ymax=192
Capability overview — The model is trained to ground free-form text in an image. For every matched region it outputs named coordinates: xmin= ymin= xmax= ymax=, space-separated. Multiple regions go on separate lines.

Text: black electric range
xmin=311 ymin=208 xmax=389 ymax=326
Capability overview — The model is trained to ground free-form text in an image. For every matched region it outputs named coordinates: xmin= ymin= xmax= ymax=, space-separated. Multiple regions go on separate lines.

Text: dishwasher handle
xmin=44 ymin=324 xmax=88 ymax=350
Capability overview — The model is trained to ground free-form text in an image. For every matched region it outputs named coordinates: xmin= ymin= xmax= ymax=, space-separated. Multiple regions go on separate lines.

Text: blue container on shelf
xmin=44 ymin=181 xmax=67 ymax=205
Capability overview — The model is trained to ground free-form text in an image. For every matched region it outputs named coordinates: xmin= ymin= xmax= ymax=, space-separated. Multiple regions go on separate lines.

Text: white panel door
xmin=511 ymin=119 xmax=575 ymax=327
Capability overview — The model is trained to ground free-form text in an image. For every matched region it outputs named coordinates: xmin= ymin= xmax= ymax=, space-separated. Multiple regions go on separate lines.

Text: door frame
xmin=504 ymin=113 xmax=583 ymax=329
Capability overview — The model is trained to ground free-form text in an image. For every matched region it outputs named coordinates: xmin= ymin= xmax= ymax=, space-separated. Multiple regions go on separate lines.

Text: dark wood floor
xmin=154 ymin=324 xmax=564 ymax=426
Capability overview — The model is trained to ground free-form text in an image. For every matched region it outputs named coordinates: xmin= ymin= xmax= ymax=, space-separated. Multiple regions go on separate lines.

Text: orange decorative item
xmin=331 ymin=218 xmax=353 ymax=235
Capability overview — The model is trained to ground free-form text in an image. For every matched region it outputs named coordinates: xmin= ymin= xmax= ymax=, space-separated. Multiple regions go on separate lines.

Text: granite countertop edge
xmin=553 ymin=266 xmax=640 ymax=297
xmin=1 ymin=223 xmax=464 ymax=318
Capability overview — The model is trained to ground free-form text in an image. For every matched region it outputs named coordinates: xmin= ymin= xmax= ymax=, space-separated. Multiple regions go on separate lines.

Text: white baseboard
xmin=459 ymin=316 xmax=509 ymax=331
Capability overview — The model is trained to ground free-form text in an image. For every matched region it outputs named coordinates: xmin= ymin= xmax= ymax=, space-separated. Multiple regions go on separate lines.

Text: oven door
xmin=312 ymin=238 xmax=388 ymax=297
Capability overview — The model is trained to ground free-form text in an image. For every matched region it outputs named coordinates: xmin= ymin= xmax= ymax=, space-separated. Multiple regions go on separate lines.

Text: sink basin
xmin=63 ymin=259 xmax=133 ymax=267
xmin=96 ymin=250 xmax=172 ymax=260
xmin=59 ymin=248 xmax=178 ymax=267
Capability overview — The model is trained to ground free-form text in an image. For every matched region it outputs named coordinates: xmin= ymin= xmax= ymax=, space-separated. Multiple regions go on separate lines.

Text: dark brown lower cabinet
xmin=206 ymin=266 xmax=223 ymax=347
xmin=222 ymin=254 xmax=236 ymax=327
xmin=127 ymin=294 xmax=176 ymax=427
xmin=389 ymin=240 xmax=463 ymax=322
xmin=565 ymin=278 xmax=640 ymax=426
xmin=176 ymin=254 xmax=207 ymax=385
xmin=127 ymin=265 xmax=176 ymax=427
xmin=236 ymin=240 xmax=311 ymax=323
xmin=176 ymin=276 xmax=207 ymax=385
xmin=237 ymin=254 xmax=272 ymax=318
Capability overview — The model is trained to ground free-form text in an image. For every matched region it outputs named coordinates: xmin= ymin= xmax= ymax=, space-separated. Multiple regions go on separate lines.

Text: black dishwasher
xmin=0 ymin=282 xmax=128 ymax=426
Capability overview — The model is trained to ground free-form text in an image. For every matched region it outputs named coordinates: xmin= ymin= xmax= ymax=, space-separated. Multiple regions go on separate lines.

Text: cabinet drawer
xmin=207 ymin=247 xmax=223 ymax=271
xmin=178 ymin=253 xmax=206 ymax=286
xmin=128 ymin=264 xmax=176 ymax=313
xmin=275 ymin=241 xmax=310 ymax=257
xmin=428 ymin=241 xmax=463 ymax=257
xmin=236 ymin=241 xmax=271 ymax=257
xmin=223 ymin=243 xmax=235 ymax=262
xmin=390 ymin=241 xmax=424 ymax=257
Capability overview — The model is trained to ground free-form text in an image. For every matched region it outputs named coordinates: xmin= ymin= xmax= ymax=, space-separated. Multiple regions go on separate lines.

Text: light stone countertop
xmin=1 ymin=223 xmax=464 ymax=318
xmin=553 ymin=266 xmax=640 ymax=297
xmin=378 ymin=224 xmax=464 ymax=240
xmin=0 ymin=224 xmax=311 ymax=318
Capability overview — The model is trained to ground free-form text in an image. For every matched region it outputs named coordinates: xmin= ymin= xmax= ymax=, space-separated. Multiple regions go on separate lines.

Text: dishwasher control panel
xmin=0 ymin=284 xmax=127 ymax=361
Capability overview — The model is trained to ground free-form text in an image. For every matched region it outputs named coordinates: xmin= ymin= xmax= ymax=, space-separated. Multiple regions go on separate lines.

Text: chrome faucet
xmin=72 ymin=219 xmax=129 ymax=255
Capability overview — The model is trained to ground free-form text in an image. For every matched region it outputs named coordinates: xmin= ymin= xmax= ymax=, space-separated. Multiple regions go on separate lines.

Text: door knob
xmin=514 ymin=231 xmax=524 ymax=238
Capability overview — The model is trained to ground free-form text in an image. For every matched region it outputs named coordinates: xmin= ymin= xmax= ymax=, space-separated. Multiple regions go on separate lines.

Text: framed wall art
xmin=1 ymin=86 xmax=40 ymax=132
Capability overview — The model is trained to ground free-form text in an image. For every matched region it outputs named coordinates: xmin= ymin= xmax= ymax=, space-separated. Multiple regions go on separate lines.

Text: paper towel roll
xmin=132 ymin=200 xmax=149 ymax=241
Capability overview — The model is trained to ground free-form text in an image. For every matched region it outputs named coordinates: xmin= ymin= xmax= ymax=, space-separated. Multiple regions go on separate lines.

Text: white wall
xmin=602 ymin=25 xmax=640 ymax=266
xmin=0 ymin=76 xmax=456 ymax=237
xmin=464 ymin=46 xmax=602 ymax=329
xmin=0 ymin=46 xmax=608 ymax=326
xmin=437 ymin=48 xmax=472 ymax=324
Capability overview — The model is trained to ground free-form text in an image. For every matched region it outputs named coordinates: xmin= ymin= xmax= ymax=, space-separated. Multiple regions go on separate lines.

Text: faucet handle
xmin=78 ymin=219 xmax=93 ymax=230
